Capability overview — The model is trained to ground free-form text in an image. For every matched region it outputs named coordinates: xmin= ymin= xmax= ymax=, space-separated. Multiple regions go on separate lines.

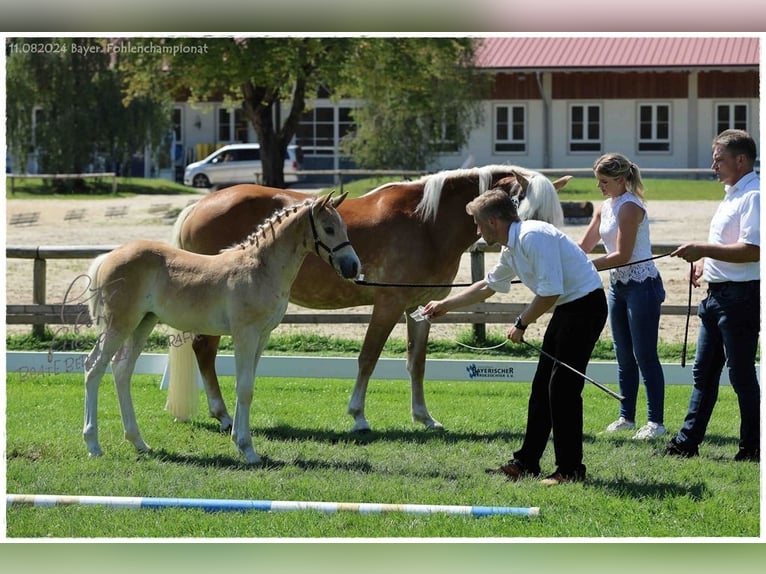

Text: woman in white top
xmin=579 ymin=153 xmax=666 ymax=440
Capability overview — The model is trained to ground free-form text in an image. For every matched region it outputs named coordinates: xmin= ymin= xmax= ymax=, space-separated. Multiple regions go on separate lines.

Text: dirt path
xmin=6 ymin=194 xmax=719 ymax=344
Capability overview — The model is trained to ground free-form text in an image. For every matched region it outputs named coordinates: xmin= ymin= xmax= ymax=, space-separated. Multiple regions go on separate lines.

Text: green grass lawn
xmin=6 ymin=175 xmax=195 ymax=199
xmin=5 ymin=371 xmax=759 ymax=539
xmin=338 ymin=175 xmax=725 ymax=202
xmin=5 ymin=172 xmax=756 ymax=541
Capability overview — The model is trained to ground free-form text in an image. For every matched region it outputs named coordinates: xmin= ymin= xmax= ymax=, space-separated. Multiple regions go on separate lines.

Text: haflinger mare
xmin=163 ymin=165 xmax=569 ymax=436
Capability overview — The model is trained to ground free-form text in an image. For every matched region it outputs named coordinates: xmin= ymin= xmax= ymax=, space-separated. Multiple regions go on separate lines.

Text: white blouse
xmin=599 ymin=192 xmax=659 ymax=284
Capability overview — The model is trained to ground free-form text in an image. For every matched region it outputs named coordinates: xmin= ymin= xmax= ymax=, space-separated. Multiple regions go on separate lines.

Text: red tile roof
xmin=476 ymin=37 xmax=760 ymax=69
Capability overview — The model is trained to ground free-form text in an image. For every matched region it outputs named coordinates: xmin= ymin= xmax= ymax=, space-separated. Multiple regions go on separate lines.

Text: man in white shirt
xmin=666 ymin=129 xmax=760 ymax=461
xmin=423 ymin=187 xmax=607 ymax=484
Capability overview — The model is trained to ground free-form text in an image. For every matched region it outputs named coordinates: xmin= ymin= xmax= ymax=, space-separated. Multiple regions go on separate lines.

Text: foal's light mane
xmin=220 ymin=198 xmax=313 ymax=253
xmin=413 ymin=165 xmax=538 ymax=222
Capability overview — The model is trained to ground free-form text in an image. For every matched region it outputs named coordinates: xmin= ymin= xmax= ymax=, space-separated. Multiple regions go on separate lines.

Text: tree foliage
xmin=117 ymin=37 xmax=486 ymax=186
xmin=117 ymin=37 xmax=352 ymax=188
xmin=338 ymin=38 xmax=487 ymax=170
xmin=7 ymin=37 xmax=486 ymax=188
xmin=5 ymin=38 xmax=171 ymax=188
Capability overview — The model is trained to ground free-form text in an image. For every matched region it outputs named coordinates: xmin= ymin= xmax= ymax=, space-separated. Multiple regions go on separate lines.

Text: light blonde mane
xmin=414 ymin=165 xmax=537 ymax=222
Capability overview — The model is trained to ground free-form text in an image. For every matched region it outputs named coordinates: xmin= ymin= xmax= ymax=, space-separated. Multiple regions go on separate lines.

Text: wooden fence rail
xmin=6 ymin=242 xmax=688 ymax=341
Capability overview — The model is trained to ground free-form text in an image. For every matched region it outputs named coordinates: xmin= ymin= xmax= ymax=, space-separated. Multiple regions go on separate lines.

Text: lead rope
xmin=353 ymin=251 xmax=673 ymax=288
xmin=364 ymin=251 xmax=693 ymax=371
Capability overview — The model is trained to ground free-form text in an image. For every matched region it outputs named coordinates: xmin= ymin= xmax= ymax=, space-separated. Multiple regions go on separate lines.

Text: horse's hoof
xmin=416 ymin=416 xmax=445 ymax=431
xmin=243 ymin=453 xmax=262 ymax=466
xmin=85 ymin=441 xmax=103 ymax=457
xmin=219 ymin=417 xmax=233 ymax=432
xmin=350 ymin=420 xmax=371 ymax=433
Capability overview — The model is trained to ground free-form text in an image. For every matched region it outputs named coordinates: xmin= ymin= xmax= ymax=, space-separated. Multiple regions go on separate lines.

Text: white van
xmin=183 ymin=143 xmax=303 ymax=188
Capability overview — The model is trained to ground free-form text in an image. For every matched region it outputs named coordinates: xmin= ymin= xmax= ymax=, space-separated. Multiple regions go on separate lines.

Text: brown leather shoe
xmin=540 ymin=469 xmax=586 ymax=486
xmin=486 ymin=459 xmax=539 ymax=481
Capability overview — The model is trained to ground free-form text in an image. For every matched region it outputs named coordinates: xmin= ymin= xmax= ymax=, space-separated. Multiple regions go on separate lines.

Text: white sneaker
xmin=606 ymin=417 xmax=635 ymax=432
xmin=633 ymin=422 xmax=666 ymax=440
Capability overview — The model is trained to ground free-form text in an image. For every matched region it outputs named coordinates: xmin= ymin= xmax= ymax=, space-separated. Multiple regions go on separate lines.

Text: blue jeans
xmin=608 ymin=274 xmax=666 ymax=424
xmin=676 ymin=280 xmax=760 ymax=451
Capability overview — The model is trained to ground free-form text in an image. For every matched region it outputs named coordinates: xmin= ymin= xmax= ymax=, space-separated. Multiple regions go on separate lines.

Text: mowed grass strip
xmin=5 ymin=372 xmax=759 ymax=539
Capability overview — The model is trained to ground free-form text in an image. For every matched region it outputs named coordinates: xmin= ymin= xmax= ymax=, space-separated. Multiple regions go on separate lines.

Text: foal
xmin=81 ymin=192 xmax=360 ymax=465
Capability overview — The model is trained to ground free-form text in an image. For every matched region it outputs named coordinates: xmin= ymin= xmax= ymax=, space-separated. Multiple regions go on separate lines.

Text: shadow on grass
xmin=147 ymin=448 xmax=246 ymax=470
xmin=596 ymin=431 xmax=741 ymax=450
xmin=262 ymin=424 xmax=523 ymax=445
xmin=192 ymin=419 xmax=523 ymax=446
xmin=150 ymin=422 xmax=524 ymax=477
xmin=146 ymin=447 xmax=375 ymax=474
xmin=587 ymin=477 xmax=712 ymax=501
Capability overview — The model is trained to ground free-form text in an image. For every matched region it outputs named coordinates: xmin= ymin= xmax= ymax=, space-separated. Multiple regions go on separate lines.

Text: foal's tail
xmin=86 ymin=253 xmax=110 ymax=332
xmin=164 ymin=333 xmax=200 ymax=422
xmin=162 ymin=200 xmax=201 ymax=422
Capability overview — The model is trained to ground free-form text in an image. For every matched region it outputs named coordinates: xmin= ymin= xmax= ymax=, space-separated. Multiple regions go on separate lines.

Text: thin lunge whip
xmin=521 ymin=340 xmax=625 ymax=401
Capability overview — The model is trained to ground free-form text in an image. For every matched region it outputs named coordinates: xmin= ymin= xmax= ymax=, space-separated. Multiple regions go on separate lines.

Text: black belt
xmin=708 ymin=280 xmax=760 ymax=291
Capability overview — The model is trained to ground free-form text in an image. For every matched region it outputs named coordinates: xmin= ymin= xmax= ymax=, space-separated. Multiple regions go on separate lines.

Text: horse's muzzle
xmin=336 ymin=253 xmax=361 ymax=280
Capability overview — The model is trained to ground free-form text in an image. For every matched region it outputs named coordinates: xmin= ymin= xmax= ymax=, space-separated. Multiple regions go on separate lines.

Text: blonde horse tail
xmin=86 ymin=253 xmax=109 ymax=333
xmin=164 ymin=334 xmax=200 ymax=422
xmin=170 ymin=200 xmax=198 ymax=250
xmin=163 ymin=199 xmax=201 ymax=422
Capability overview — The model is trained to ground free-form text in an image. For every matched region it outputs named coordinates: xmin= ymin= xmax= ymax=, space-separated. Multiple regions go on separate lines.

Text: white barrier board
xmin=6 ymin=351 xmax=753 ymax=386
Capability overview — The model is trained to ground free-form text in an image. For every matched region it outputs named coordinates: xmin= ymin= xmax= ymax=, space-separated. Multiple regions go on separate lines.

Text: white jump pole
xmin=7 ymin=493 xmax=540 ymax=518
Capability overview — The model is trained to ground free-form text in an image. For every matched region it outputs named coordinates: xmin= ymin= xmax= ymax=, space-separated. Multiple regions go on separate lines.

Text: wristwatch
xmin=514 ymin=316 xmax=527 ymax=330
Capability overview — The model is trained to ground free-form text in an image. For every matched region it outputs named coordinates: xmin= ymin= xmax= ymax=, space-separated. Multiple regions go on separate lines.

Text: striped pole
xmin=7 ymin=494 xmax=539 ymax=518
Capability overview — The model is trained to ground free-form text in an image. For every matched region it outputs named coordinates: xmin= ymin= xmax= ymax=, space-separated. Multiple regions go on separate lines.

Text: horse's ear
xmin=512 ymin=170 xmax=530 ymax=193
xmin=314 ymin=190 xmax=335 ymax=211
xmin=552 ymin=175 xmax=573 ymax=192
xmin=329 ymin=190 xmax=348 ymax=208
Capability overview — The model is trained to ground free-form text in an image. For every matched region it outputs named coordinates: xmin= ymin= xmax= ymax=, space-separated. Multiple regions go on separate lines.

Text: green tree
xmin=338 ymin=38 xmax=487 ymax=170
xmin=5 ymin=37 xmax=170 ymax=190
xmin=117 ymin=37 xmax=486 ymax=186
xmin=118 ymin=37 xmax=350 ymax=188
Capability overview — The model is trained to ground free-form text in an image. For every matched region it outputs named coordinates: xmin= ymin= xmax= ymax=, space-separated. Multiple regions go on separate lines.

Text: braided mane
xmin=220 ymin=198 xmax=313 ymax=253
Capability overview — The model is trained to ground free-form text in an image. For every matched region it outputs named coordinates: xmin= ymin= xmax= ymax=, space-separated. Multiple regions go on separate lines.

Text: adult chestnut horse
xmin=166 ymin=165 xmax=567 ymax=433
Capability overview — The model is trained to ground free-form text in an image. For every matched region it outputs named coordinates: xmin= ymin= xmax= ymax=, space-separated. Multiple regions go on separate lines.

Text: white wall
xmin=178 ymin=93 xmax=759 ymax=174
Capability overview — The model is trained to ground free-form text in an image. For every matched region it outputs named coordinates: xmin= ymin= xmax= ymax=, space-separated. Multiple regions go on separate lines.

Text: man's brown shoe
xmin=486 ymin=459 xmax=539 ymax=481
xmin=540 ymin=469 xmax=586 ymax=485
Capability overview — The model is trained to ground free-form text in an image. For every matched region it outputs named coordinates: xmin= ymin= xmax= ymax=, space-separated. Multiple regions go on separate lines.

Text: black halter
xmin=308 ymin=204 xmax=352 ymax=264
xmin=511 ymin=182 xmax=526 ymax=208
